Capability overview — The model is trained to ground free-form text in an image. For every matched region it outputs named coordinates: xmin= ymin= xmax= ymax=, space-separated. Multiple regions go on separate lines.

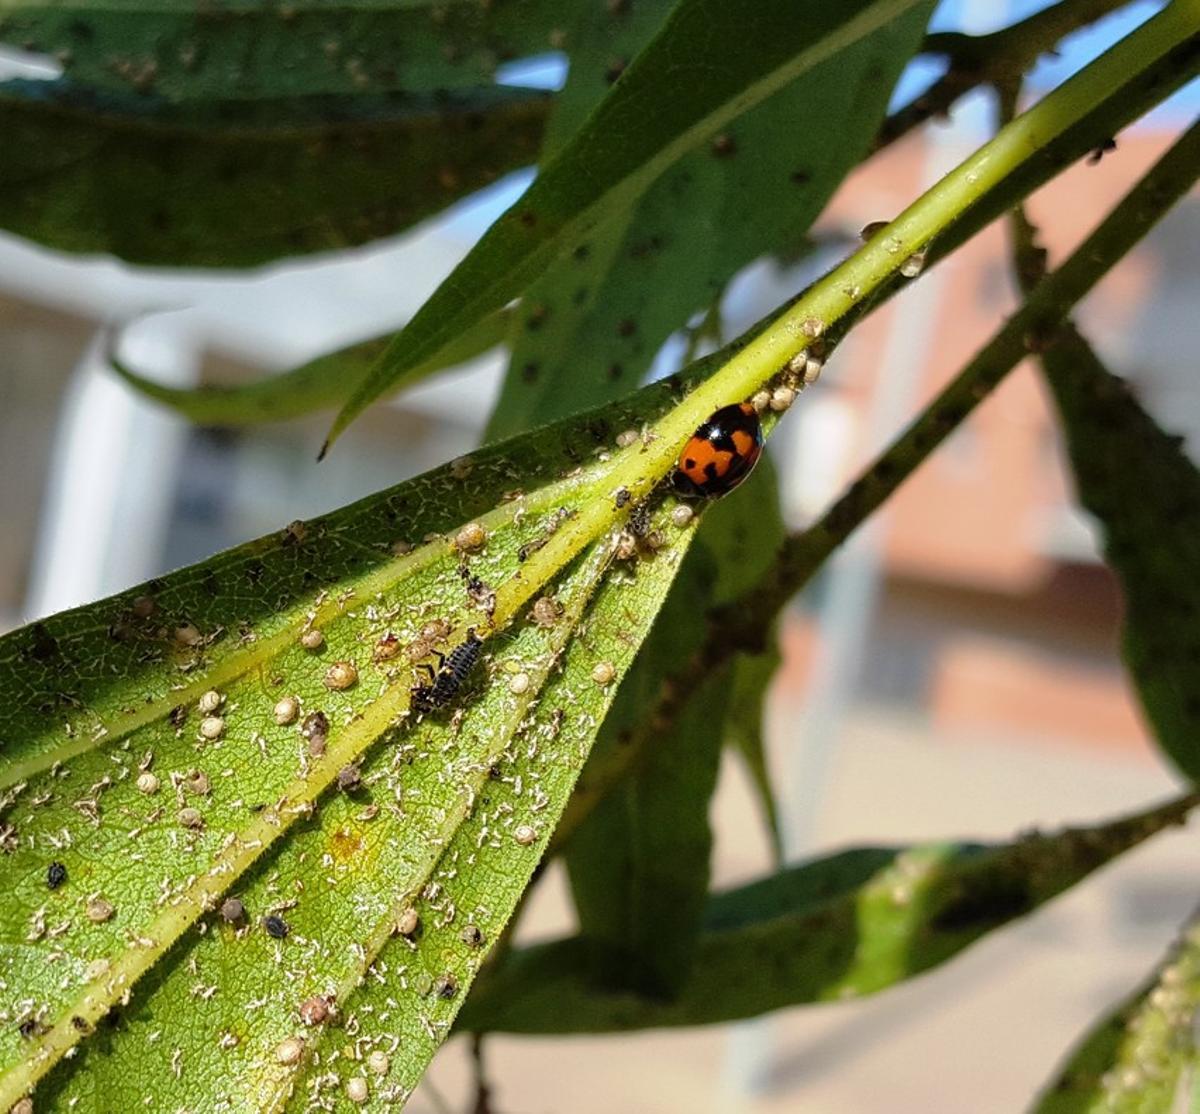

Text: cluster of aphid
xmin=406 ymin=354 xmax=820 ymax=712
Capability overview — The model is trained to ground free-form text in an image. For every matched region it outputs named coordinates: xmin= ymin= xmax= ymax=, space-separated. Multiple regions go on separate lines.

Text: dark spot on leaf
xmin=1086 ymin=137 xmax=1117 ymax=164
xmin=930 ymin=876 xmax=1033 ymax=932
xmin=617 ymin=318 xmax=637 ymax=338
xmin=604 ymin=57 xmax=627 ymax=83
xmin=521 ymin=361 xmax=539 ymax=383
xmin=47 ymin=861 xmax=67 ymax=890
xmin=607 ymin=362 xmax=624 ymax=381
xmin=790 ymin=170 xmax=811 ymax=185
xmin=711 ymin=133 xmax=737 ymax=158
xmin=29 ymin=623 xmax=59 ymax=662
xmin=330 ymin=827 xmax=363 ymax=862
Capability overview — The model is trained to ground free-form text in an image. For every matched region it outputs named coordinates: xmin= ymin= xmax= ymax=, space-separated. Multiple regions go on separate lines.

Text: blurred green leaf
xmin=490 ymin=0 xmax=934 ymax=433
xmin=725 ymin=642 xmax=785 ymax=863
xmin=0 ymin=0 xmax=568 ymax=101
xmin=461 ymin=794 xmax=1198 ymax=1033
xmin=1037 ymin=325 xmax=1200 ymax=782
xmin=1031 ymin=911 xmax=1200 ymax=1114
xmin=0 ymin=368 xmax=703 ymax=1108
xmin=0 ymin=81 xmax=548 ymax=267
xmin=326 ymin=0 xmax=935 ymax=449
xmin=565 ymin=545 xmax=728 ymax=996
xmin=111 ymin=309 xmax=512 ymax=427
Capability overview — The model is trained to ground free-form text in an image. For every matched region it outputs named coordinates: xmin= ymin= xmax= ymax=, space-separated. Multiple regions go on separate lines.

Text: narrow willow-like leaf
xmin=1031 ymin=910 xmax=1200 ymax=1114
xmin=0 ymin=82 xmax=547 ymax=267
xmin=111 ymin=310 xmax=512 ymax=427
xmin=327 ymin=0 xmax=933 ymax=447
xmin=461 ymin=795 xmax=1199 ymax=1033
xmin=565 ymin=546 xmax=727 ymax=996
xmin=490 ymin=0 xmax=934 ymax=432
xmin=0 ymin=0 xmax=569 ymax=101
xmin=1034 ymin=324 xmax=1200 ymax=783
xmin=562 ymin=457 xmax=787 ymax=994
xmin=0 ymin=370 xmax=702 ymax=1108
xmin=725 ymin=643 xmax=785 ymax=863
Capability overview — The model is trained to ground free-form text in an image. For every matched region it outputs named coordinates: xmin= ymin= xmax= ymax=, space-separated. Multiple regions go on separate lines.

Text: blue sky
xmin=926 ymin=0 xmax=1194 ymax=123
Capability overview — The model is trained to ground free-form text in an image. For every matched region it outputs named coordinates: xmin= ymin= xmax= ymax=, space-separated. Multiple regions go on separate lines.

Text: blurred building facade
xmin=773 ymin=127 xmax=1197 ymax=762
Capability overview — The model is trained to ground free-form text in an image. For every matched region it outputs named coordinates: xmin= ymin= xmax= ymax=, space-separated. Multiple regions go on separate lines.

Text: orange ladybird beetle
xmin=672 ymin=402 xmax=764 ymax=498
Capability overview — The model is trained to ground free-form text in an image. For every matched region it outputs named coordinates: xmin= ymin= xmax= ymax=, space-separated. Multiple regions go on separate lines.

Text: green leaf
xmin=564 ymin=544 xmax=728 ymax=996
xmin=724 ymin=643 xmax=784 ymax=863
xmin=1031 ymin=913 xmax=1200 ymax=1114
xmin=326 ymin=0 xmax=935 ymax=449
xmin=0 ymin=81 xmax=548 ymax=267
xmin=111 ymin=309 xmax=512 ymax=427
xmin=0 ymin=0 xmax=568 ymax=101
xmin=561 ymin=459 xmax=787 ymax=994
xmin=0 ymin=368 xmax=704 ymax=1108
xmin=490 ymin=0 xmax=934 ymax=433
xmin=696 ymin=459 xmax=788 ymax=859
xmin=460 ymin=794 xmax=1199 ymax=1033
xmin=1037 ymin=325 xmax=1200 ymax=782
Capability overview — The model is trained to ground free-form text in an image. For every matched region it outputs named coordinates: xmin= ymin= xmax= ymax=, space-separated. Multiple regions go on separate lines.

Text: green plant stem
xmin=555 ymin=113 xmax=1200 ymax=845
xmin=482 ymin=0 xmax=1195 ymax=672
xmin=486 ymin=0 xmax=1197 ymax=659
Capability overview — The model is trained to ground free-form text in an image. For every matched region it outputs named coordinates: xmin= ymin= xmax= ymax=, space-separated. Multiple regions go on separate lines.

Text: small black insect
xmin=264 ymin=914 xmax=290 ymax=939
xmin=411 ymin=629 xmax=483 ymax=715
xmin=47 ymin=861 xmax=67 ymax=890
